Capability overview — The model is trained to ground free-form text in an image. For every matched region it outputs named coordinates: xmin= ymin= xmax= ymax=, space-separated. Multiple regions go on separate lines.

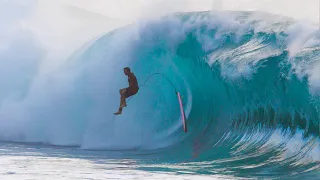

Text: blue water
xmin=0 ymin=11 xmax=319 ymax=179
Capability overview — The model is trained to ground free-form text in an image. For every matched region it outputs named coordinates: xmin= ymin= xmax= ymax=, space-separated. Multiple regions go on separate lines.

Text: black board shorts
xmin=124 ymin=87 xmax=138 ymax=98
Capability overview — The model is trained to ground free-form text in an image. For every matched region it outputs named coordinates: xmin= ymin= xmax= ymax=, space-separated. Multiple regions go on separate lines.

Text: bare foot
xmin=114 ymin=110 xmax=122 ymax=115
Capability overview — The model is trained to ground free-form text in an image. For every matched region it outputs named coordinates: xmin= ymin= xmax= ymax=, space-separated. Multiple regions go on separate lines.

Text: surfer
xmin=114 ymin=67 xmax=139 ymax=115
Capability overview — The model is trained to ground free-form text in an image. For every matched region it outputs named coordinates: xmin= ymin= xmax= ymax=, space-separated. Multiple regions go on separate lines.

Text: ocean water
xmin=0 ymin=10 xmax=319 ymax=179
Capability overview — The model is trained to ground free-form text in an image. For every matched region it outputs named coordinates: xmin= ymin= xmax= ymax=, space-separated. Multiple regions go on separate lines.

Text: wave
xmin=0 ymin=10 xmax=319 ymax=178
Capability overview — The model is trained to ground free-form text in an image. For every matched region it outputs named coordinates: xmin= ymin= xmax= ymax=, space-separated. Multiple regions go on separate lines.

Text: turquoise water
xmin=0 ymin=11 xmax=319 ymax=179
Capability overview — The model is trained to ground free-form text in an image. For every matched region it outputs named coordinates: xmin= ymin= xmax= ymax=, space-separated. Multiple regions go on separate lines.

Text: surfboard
xmin=177 ymin=92 xmax=187 ymax=133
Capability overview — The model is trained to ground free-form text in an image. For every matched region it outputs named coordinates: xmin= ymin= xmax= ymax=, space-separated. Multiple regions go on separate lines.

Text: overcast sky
xmin=61 ymin=0 xmax=319 ymax=24
xmin=9 ymin=0 xmax=318 ymax=61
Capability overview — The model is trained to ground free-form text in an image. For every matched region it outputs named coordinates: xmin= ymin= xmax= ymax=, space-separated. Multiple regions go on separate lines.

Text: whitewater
xmin=0 ymin=1 xmax=319 ymax=180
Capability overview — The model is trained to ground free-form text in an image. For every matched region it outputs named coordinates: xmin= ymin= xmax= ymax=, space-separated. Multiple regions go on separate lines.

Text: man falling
xmin=114 ymin=67 xmax=139 ymax=115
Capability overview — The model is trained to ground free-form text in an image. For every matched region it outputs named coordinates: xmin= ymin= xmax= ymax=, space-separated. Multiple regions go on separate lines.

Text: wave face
xmin=0 ymin=11 xmax=319 ymax=178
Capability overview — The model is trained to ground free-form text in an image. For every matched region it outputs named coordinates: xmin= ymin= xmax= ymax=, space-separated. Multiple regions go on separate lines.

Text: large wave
xmin=0 ymin=10 xmax=319 ymax=178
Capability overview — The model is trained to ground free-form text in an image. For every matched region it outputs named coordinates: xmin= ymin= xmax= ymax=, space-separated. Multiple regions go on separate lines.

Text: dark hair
xmin=124 ymin=67 xmax=131 ymax=72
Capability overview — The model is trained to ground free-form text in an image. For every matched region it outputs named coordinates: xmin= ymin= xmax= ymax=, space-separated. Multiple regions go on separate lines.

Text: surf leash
xmin=126 ymin=73 xmax=178 ymax=103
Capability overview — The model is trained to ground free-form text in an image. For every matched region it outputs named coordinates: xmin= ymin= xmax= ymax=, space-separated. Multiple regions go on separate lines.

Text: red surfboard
xmin=177 ymin=92 xmax=187 ymax=133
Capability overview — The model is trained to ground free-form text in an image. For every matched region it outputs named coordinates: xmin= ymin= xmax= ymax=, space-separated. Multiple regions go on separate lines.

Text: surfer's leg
xmin=114 ymin=89 xmax=126 ymax=115
xmin=120 ymin=96 xmax=127 ymax=108
xmin=119 ymin=88 xmax=127 ymax=108
xmin=119 ymin=88 xmax=126 ymax=95
xmin=114 ymin=88 xmax=133 ymax=115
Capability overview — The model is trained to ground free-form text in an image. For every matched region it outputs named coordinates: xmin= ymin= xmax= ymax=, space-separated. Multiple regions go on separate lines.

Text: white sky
xmin=62 ymin=0 xmax=319 ymax=24
xmin=22 ymin=0 xmax=319 ymax=61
